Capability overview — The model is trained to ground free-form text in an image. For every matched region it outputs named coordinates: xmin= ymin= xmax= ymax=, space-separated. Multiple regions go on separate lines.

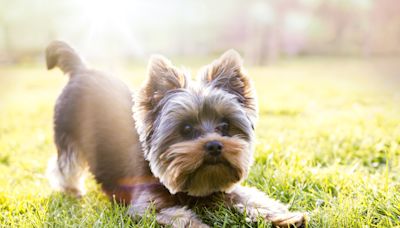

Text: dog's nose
xmin=205 ymin=141 xmax=223 ymax=156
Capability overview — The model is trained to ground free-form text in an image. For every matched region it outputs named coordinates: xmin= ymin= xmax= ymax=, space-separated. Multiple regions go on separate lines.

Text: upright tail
xmin=46 ymin=41 xmax=85 ymax=75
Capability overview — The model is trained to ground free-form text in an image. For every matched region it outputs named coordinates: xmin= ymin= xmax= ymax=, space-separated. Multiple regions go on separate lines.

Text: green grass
xmin=1 ymin=58 xmax=399 ymax=227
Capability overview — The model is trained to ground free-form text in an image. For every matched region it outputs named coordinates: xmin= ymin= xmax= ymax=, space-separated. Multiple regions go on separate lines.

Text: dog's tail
xmin=46 ymin=40 xmax=85 ymax=75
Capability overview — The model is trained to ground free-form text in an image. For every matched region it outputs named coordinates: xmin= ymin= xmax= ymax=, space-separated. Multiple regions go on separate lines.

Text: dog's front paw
xmin=186 ymin=219 xmax=210 ymax=228
xmin=169 ymin=217 xmax=209 ymax=228
xmin=267 ymin=211 xmax=306 ymax=228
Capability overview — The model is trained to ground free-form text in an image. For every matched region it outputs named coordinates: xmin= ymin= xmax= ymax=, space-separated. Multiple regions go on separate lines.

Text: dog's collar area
xmin=103 ymin=176 xmax=163 ymax=204
xmin=116 ymin=182 xmax=164 ymax=192
xmin=117 ymin=175 xmax=160 ymax=186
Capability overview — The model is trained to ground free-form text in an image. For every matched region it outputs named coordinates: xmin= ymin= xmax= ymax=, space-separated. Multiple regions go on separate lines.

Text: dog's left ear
xmin=199 ymin=49 xmax=258 ymax=122
xmin=134 ymin=55 xmax=187 ymax=158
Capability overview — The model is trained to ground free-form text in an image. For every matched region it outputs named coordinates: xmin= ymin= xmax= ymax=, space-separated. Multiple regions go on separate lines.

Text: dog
xmin=45 ymin=41 xmax=305 ymax=227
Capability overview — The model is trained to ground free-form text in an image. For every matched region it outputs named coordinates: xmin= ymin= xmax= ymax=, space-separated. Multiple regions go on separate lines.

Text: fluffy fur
xmin=46 ymin=41 xmax=305 ymax=227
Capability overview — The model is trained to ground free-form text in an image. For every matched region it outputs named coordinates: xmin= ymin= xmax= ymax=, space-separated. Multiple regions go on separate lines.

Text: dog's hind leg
xmin=47 ymin=135 xmax=87 ymax=197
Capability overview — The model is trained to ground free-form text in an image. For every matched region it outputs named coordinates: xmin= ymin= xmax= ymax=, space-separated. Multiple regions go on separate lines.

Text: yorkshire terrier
xmin=45 ymin=41 xmax=305 ymax=227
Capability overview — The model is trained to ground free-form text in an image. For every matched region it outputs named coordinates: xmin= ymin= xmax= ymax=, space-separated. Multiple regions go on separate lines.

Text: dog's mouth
xmin=203 ymin=156 xmax=224 ymax=165
xmin=182 ymin=160 xmax=241 ymax=196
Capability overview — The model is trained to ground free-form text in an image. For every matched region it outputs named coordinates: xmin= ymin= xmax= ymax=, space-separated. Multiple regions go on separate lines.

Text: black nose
xmin=205 ymin=141 xmax=223 ymax=156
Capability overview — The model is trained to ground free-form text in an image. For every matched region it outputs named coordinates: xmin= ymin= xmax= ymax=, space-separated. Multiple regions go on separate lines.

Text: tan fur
xmin=159 ymin=133 xmax=250 ymax=196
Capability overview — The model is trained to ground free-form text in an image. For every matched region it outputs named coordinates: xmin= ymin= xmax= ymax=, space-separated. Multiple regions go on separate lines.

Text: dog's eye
xmin=181 ymin=123 xmax=201 ymax=139
xmin=216 ymin=121 xmax=229 ymax=136
xmin=182 ymin=124 xmax=194 ymax=135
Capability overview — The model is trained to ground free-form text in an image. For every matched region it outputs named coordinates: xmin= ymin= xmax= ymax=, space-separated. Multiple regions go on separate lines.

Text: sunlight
xmin=80 ymin=0 xmax=131 ymax=26
xmin=70 ymin=0 xmax=144 ymax=62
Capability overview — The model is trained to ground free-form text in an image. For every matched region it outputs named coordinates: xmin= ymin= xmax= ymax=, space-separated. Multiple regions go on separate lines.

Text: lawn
xmin=0 ymin=57 xmax=399 ymax=227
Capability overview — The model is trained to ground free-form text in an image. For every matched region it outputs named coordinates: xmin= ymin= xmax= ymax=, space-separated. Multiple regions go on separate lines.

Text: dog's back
xmin=46 ymin=41 xmax=149 ymax=196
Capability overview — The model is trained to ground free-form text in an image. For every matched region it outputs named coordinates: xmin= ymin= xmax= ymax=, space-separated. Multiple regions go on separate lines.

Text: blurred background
xmin=1 ymin=1 xmax=400 ymax=226
xmin=0 ymin=0 xmax=399 ymax=66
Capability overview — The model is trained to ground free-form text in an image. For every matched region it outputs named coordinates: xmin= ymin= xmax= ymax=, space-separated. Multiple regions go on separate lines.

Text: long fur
xmin=133 ymin=53 xmax=257 ymax=196
xmin=159 ymin=133 xmax=250 ymax=196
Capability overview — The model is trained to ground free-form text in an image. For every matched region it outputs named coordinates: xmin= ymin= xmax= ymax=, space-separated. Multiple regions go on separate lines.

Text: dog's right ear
xmin=134 ymin=55 xmax=186 ymax=157
xmin=140 ymin=55 xmax=187 ymax=108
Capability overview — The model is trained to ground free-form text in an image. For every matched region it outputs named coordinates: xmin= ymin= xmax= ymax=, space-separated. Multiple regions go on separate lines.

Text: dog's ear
xmin=199 ymin=50 xmax=258 ymax=122
xmin=134 ymin=55 xmax=187 ymax=157
xmin=141 ymin=55 xmax=187 ymax=107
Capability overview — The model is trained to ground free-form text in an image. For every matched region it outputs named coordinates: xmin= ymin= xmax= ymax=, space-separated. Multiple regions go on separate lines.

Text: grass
xmin=0 ymin=57 xmax=399 ymax=227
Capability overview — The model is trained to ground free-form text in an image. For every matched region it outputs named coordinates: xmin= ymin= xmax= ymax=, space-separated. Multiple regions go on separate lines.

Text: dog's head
xmin=134 ymin=50 xmax=258 ymax=196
